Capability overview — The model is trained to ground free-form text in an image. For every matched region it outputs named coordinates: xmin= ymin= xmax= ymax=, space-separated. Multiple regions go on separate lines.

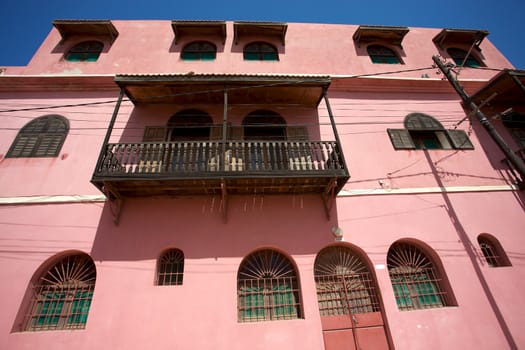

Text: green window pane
xmin=244 ymin=52 xmax=259 ymax=61
xmin=262 ymin=53 xmax=278 ymax=61
xmin=200 ymin=52 xmax=216 ymax=61
xmin=393 ymin=282 xmax=412 ymax=308
xmin=181 ymin=52 xmax=198 ymax=61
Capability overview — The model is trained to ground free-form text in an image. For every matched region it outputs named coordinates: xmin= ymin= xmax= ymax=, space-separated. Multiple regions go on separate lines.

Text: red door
xmin=315 ymin=247 xmax=390 ymax=350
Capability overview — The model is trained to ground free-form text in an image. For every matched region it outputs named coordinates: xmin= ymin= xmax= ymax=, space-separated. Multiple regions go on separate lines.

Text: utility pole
xmin=432 ymin=55 xmax=525 ymax=183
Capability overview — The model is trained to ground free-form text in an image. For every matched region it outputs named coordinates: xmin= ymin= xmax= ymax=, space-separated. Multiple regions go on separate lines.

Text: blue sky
xmin=1 ymin=0 xmax=524 ymax=68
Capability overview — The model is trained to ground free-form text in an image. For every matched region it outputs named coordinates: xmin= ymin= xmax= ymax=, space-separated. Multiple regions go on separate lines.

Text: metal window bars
xmin=23 ymin=254 xmax=96 ymax=331
xmin=157 ymin=249 xmax=184 ymax=286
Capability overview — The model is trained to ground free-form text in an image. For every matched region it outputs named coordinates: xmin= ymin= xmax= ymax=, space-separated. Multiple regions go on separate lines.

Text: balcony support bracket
xmin=103 ymin=182 xmax=124 ymax=225
xmin=221 ymin=179 xmax=228 ymax=223
xmin=322 ymin=178 xmax=338 ymax=220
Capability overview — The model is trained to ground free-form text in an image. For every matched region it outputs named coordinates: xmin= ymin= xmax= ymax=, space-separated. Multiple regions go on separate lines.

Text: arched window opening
xmin=181 ymin=41 xmax=217 ymax=61
xmin=387 ymin=242 xmax=452 ymax=311
xmin=242 ymin=110 xmax=286 ymax=141
xmin=23 ymin=253 xmax=96 ymax=331
xmin=478 ymin=234 xmax=512 ymax=267
xmin=168 ymin=109 xmax=213 ymax=141
xmin=387 ymin=112 xmax=474 ymax=150
xmin=447 ymin=48 xmax=482 ymax=68
xmin=404 ymin=113 xmax=449 ymax=150
xmin=243 ymin=42 xmax=278 ymax=61
xmin=7 ymin=115 xmax=69 ymax=158
xmin=314 ymin=246 xmax=381 ymax=316
xmin=65 ymin=41 xmax=104 ymax=62
xmin=237 ymin=249 xmax=302 ymax=322
xmin=157 ymin=249 xmax=185 ymax=285
xmin=367 ymin=45 xmax=401 ymax=64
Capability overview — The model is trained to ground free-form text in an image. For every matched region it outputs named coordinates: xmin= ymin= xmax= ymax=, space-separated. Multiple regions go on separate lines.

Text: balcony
xmin=91 ymin=74 xmax=349 ymax=221
xmin=91 ymin=139 xmax=348 ymax=197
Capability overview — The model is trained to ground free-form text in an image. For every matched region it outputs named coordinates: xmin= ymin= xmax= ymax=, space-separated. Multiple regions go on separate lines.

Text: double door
xmin=314 ymin=247 xmax=390 ymax=350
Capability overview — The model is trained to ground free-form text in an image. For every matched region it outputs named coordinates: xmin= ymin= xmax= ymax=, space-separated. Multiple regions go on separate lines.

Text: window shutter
xmin=286 ymin=126 xmax=309 ymax=141
xmin=7 ymin=135 xmax=38 ymax=157
xmin=209 ymin=124 xmax=223 ymax=140
xmin=447 ymin=129 xmax=474 ymax=149
xmin=34 ymin=134 xmax=65 ymax=157
xmin=387 ymin=129 xmax=416 ymax=149
xmin=143 ymin=126 xmax=167 ymax=142
xmin=229 ymin=126 xmax=244 ymax=140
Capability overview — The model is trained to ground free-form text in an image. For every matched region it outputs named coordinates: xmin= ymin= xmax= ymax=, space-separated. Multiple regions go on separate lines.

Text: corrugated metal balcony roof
xmin=114 ymin=73 xmax=330 ymax=106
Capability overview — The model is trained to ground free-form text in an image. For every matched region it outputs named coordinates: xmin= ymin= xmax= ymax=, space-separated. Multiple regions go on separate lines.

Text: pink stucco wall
xmin=11 ymin=21 xmax=512 ymax=79
xmin=0 ymin=21 xmax=524 ymax=350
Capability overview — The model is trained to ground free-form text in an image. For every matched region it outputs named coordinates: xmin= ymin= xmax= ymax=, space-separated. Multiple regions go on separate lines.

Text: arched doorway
xmin=314 ymin=245 xmax=390 ymax=350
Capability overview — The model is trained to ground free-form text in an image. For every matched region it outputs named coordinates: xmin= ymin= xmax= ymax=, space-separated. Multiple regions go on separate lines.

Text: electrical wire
xmin=0 ymin=65 xmax=446 ymax=114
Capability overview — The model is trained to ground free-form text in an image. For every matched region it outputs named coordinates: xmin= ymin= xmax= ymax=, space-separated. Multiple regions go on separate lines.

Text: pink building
xmin=1 ymin=20 xmax=524 ymax=350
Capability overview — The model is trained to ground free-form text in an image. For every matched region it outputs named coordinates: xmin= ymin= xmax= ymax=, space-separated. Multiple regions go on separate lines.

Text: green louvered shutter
xmin=447 ymin=129 xmax=474 ymax=149
xmin=142 ymin=126 xmax=168 ymax=142
xmin=387 ymin=129 xmax=416 ymax=149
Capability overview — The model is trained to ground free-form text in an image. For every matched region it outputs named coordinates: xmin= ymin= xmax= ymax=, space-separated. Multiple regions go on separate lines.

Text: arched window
xmin=237 ymin=249 xmax=302 ymax=322
xmin=478 ymin=234 xmax=512 ymax=267
xmin=447 ymin=48 xmax=482 ymax=68
xmin=314 ymin=246 xmax=381 ymax=316
xmin=242 ymin=110 xmax=286 ymax=140
xmin=387 ymin=112 xmax=474 ymax=150
xmin=156 ymin=249 xmax=184 ymax=285
xmin=65 ymin=41 xmax=104 ymax=62
xmin=367 ymin=45 xmax=401 ymax=64
xmin=7 ymin=115 xmax=69 ymax=158
xmin=22 ymin=253 xmax=96 ymax=331
xmin=243 ymin=42 xmax=278 ymax=61
xmin=181 ymin=41 xmax=216 ymax=61
xmin=168 ymin=109 xmax=213 ymax=141
xmin=387 ymin=241 xmax=454 ymax=310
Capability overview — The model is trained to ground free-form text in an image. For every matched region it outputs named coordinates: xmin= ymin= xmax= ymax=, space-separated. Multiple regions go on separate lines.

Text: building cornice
xmin=329 ymin=75 xmax=488 ymax=95
xmin=0 ymin=184 xmax=518 ymax=205
xmin=0 ymin=74 xmax=118 ymax=92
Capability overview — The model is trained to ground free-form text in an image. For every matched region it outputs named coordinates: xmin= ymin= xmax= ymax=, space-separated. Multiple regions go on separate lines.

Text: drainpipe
xmin=323 ymin=87 xmax=348 ymax=173
xmin=94 ymin=88 xmax=125 ymax=173
xmin=432 ymin=55 xmax=525 ymax=181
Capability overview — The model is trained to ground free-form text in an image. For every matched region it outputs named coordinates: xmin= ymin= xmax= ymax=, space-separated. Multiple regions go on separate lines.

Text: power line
xmin=0 ymin=65 xmax=462 ymax=114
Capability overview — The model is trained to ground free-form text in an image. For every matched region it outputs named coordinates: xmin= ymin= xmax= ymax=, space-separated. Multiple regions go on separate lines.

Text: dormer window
xmin=181 ymin=41 xmax=216 ymax=61
xmin=353 ymin=25 xmax=409 ymax=48
xmin=367 ymin=45 xmax=402 ymax=64
xmin=447 ymin=48 xmax=482 ymax=68
xmin=243 ymin=42 xmax=278 ymax=61
xmin=65 ymin=41 xmax=104 ymax=62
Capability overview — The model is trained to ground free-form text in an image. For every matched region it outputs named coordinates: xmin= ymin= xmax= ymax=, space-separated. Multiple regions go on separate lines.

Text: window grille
xmin=387 ymin=242 xmax=448 ymax=310
xmin=477 ymin=235 xmax=511 ymax=267
xmin=23 ymin=254 xmax=96 ymax=331
xmin=367 ymin=45 xmax=401 ymax=64
xmin=243 ymin=42 xmax=278 ymax=61
xmin=238 ymin=249 xmax=302 ymax=322
xmin=7 ymin=115 xmax=69 ymax=158
xmin=314 ymin=246 xmax=380 ymax=316
xmin=181 ymin=41 xmax=216 ymax=61
xmin=157 ymin=249 xmax=184 ymax=285
xmin=65 ymin=41 xmax=104 ymax=62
